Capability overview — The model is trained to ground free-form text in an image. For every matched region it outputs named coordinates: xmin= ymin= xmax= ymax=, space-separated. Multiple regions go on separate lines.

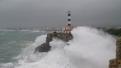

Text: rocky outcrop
xmin=35 ymin=32 xmax=73 ymax=52
xmin=35 ymin=42 xmax=51 ymax=52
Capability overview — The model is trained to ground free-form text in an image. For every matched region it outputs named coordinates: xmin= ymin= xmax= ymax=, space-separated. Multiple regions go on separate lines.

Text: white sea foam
xmin=4 ymin=26 xmax=116 ymax=68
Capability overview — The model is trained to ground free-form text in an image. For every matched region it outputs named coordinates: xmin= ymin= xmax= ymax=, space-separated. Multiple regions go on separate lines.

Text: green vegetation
xmin=104 ymin=28 xmax=121 ymax=37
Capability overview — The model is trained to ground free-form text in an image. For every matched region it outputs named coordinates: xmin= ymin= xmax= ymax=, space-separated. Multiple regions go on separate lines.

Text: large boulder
xmin=35 ymin=42 xmax=51 ymax=52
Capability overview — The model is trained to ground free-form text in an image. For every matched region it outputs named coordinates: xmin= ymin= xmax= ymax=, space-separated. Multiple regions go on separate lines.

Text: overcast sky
xmin=0 ymin=0 xmax=121 ymax=28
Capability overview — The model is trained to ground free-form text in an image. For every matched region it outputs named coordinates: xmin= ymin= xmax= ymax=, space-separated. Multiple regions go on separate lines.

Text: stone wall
xmin=109 ymin=37 xmax=121 ymax=68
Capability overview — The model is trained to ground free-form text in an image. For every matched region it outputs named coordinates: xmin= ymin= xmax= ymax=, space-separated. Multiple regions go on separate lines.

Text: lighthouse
xmin=67 ymin=10 xmax=71 ymax=24
xmin=63 ymin=10 xmax=73 ymax=34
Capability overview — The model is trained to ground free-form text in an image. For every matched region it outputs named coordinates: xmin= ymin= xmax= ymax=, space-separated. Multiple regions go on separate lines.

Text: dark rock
xmin=34 ymin=32 xmax=73 ymax=53
xmin=35 ymin=42 xmax=51 ymax=52
xmin=49 ymin=32 xmax=73 ymax=42
xmin=46 ymin=34 xmax=53 ymax=42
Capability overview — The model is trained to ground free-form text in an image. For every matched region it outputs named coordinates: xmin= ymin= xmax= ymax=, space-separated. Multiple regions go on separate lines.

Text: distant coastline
xmin=1 ymin=26 xmax=121 ymax=36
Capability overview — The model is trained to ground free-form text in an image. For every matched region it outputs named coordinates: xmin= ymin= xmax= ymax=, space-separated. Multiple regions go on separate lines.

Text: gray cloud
xmin=0 ymin=0 xmax=121 ymax=28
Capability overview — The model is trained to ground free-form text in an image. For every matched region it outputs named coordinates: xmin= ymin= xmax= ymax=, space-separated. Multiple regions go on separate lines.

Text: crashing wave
xmin=1 ymin=26 xmax=116 ymax=68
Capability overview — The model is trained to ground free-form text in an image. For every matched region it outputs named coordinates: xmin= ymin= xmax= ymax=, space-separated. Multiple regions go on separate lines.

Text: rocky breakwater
xmin=35 ymin=32 xmax=73 ymax=52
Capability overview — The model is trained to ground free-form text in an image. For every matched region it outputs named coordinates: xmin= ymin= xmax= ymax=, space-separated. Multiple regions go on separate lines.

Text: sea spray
xmin=64 ymin=26 xmax=116 ymax=68
xmin=1 ymin=26 xmax=116 ymax=68
xmin=15 ymin=35 xmax=47 ymax=64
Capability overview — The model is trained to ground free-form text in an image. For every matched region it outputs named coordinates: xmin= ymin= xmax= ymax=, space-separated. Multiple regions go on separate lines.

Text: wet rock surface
xmin=35 ymin=42 xmax=51 ymax=52
xmin=35 ymin=32 xmax=73 ymax=52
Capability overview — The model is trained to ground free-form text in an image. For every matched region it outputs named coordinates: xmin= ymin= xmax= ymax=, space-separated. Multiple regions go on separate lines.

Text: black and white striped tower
xmin=67 ymin=10 xmax=71 ymax=24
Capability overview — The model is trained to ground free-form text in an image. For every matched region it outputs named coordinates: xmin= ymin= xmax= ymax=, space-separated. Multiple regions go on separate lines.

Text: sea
xmin=0 ymin=26 xmax=116 ymax=68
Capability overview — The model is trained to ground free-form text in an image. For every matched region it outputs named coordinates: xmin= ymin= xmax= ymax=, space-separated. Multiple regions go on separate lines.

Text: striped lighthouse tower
xmin=63 ymin=10 xmax=73 ymax=34
xmin=67 ymin=10 xmax=71 ymax=24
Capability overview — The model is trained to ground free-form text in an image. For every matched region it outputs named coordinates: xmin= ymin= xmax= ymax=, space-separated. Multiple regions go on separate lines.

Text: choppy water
xmin=0 ymin=26 xmax=116 ymax=68
xmin=0 ymin=30 xmax=45 ymax=63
